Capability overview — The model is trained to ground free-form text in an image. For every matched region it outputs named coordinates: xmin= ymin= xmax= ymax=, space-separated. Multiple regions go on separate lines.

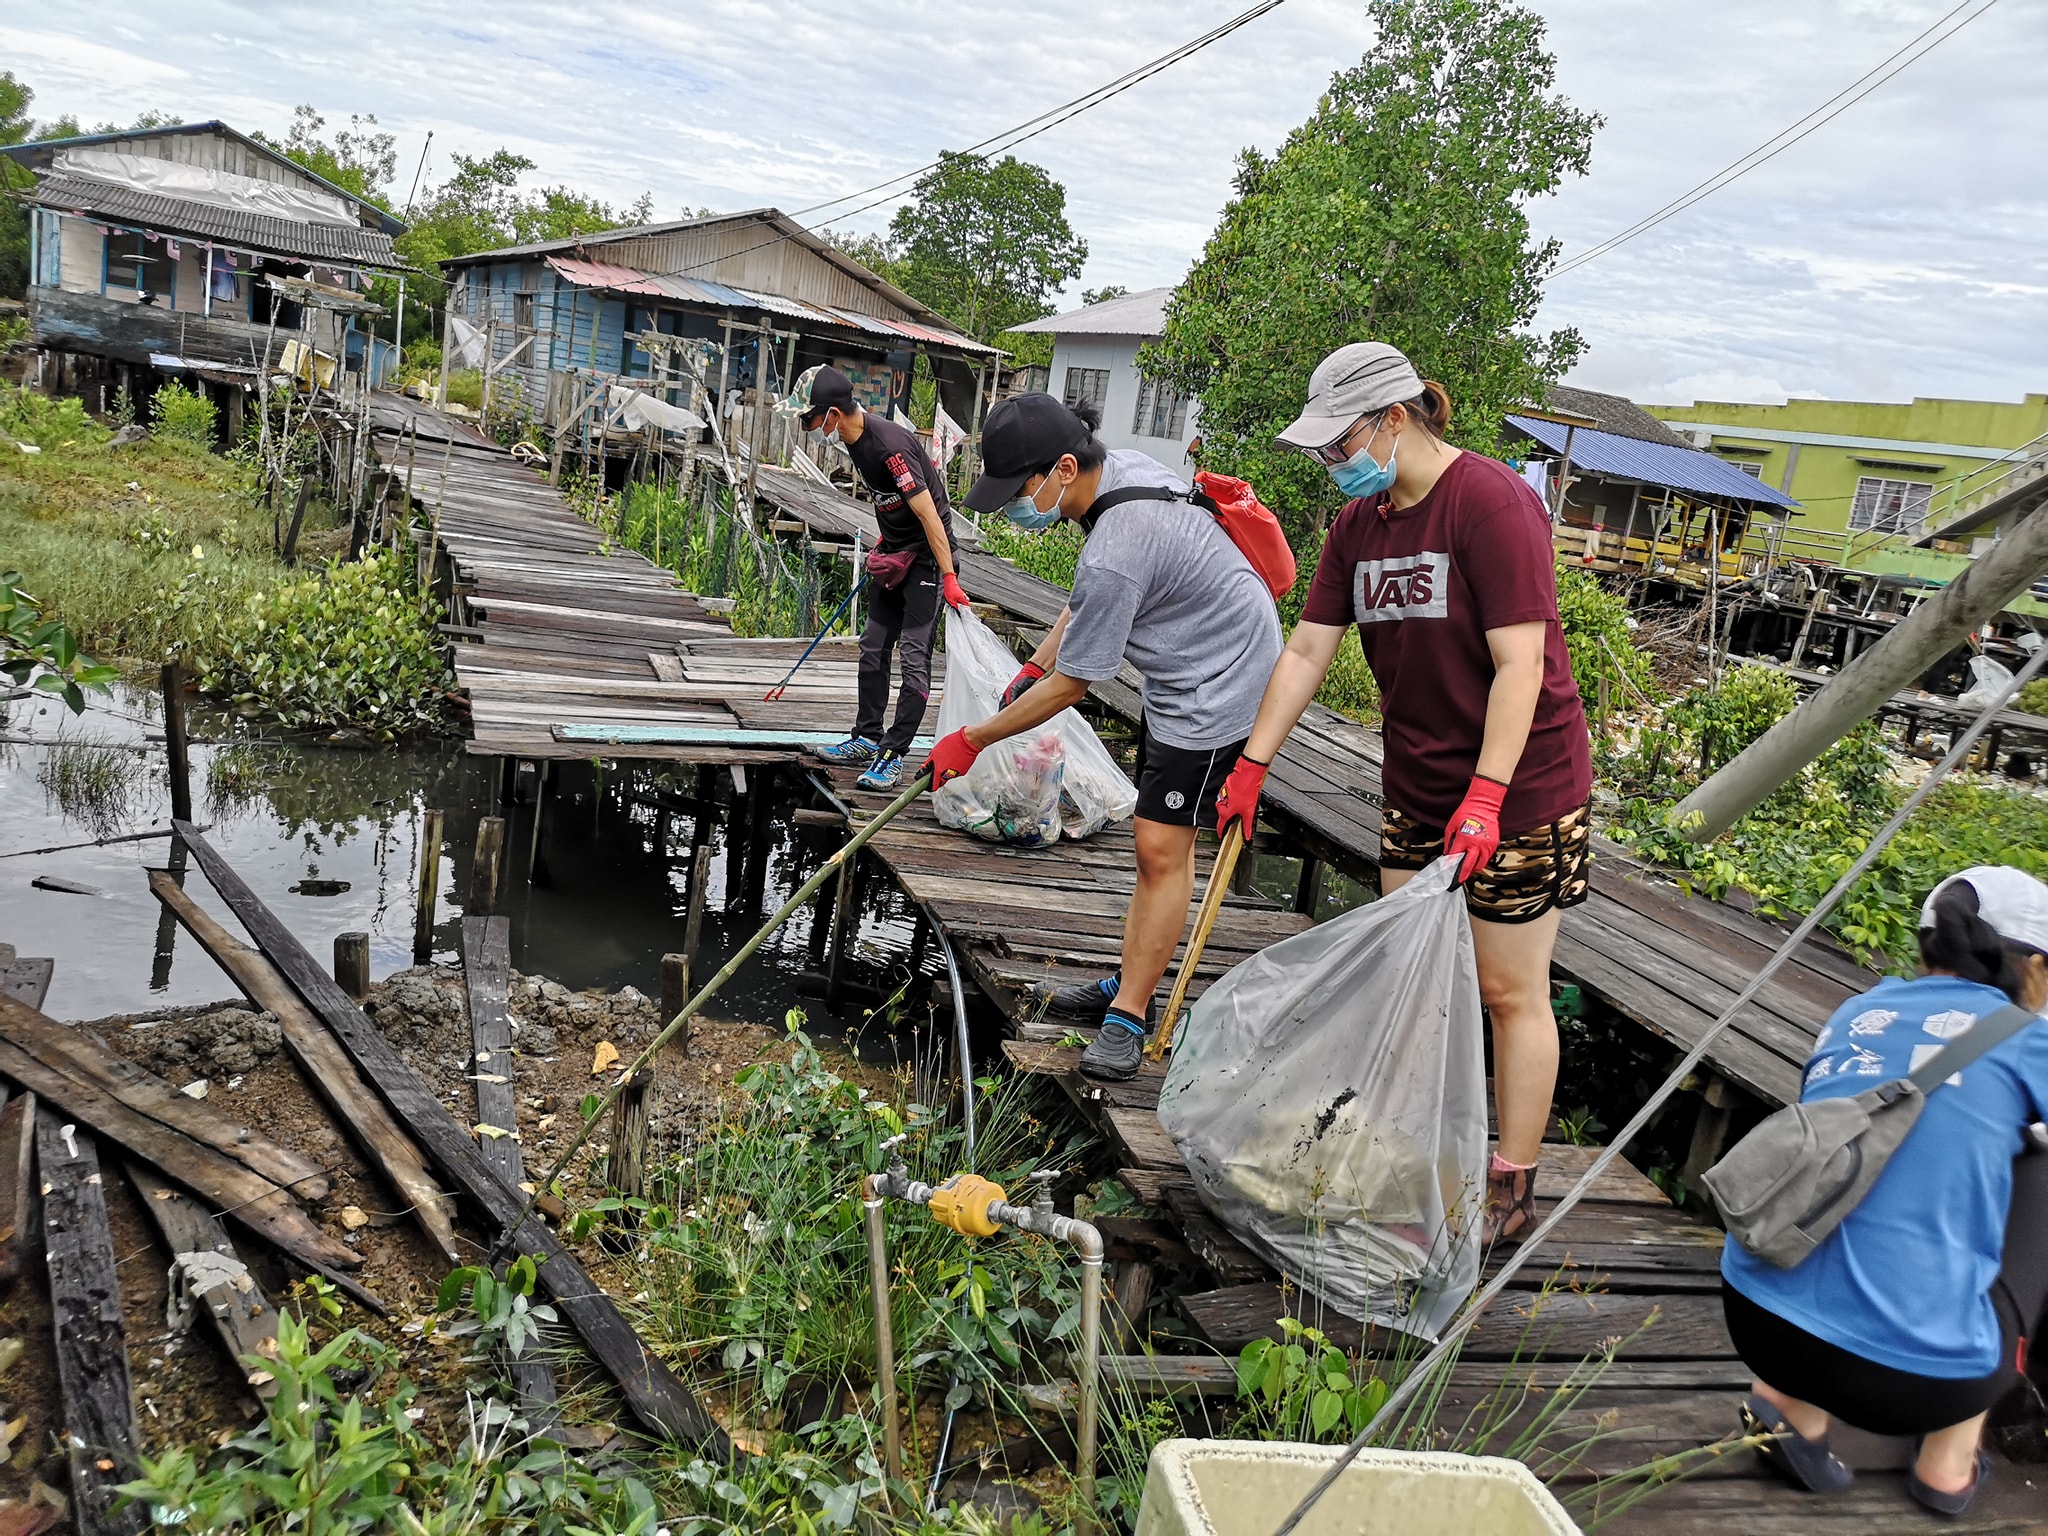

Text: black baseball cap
xmin=965 ymin=393 xmax=1090 ymax=513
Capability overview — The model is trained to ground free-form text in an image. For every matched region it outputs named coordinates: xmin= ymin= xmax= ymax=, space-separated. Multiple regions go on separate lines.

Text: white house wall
xmin=1050 ymin=333 xmax=1198 ymax=462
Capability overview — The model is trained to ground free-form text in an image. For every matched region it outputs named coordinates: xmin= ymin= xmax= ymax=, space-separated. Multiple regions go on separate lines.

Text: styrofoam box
xmin=1134 ymin=1439 xmax=1581 ymax=1536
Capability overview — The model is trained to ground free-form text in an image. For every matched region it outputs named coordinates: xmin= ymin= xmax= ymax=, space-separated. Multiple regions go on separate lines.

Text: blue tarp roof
xmin=1507 ymin=415 xmax=1800 ymax=511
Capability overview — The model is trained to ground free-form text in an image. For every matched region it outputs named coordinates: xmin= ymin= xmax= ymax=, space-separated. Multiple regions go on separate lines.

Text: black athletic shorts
xmin=1133 ymin=734 xmax=1247 ymax=828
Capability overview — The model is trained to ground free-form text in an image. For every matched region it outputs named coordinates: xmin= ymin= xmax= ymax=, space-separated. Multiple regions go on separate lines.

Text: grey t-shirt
xmin=1057 ymin=450 xmax=1284 ymax=751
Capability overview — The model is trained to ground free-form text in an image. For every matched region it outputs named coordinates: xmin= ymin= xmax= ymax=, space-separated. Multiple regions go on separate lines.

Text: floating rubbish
xmin=31 ymin=876 xmax=103 ymax=896
xmin=289 ymin=879 xmax=350 ymax=897
xmin=179 ymin=1079 xmax=209 ymax=1101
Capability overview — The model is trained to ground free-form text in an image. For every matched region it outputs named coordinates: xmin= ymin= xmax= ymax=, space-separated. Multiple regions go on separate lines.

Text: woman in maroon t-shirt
xmin=1216 ymin=342 xmax=1594 ymax=1247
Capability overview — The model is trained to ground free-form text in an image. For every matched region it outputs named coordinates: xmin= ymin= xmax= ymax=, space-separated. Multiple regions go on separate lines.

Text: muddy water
xmin=0 ymin=682 xmax=912 ymax=1035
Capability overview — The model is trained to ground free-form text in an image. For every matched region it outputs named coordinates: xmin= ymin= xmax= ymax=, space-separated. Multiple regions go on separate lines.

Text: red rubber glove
xmin=942 ymin=572 xmax=971 ymax=610
xmin=925 ymin=728 xmax=981 ymax=787
xmin=1445 ymin=774 xmax=1508 ymax=884
xmin=1214 ymin=754 xmax=1269 ymax=841
xmin=1000 ymin=662 xmax=1045 ymax=708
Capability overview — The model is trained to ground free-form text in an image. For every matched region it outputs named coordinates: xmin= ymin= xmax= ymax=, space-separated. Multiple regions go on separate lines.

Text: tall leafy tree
xmin=253 ymin=105 xmax=397 ymax=204
xmin=1148 ymin=0 xmax=1599 ymax=535
xmin=886 ymin=151 xmax=1087 ymax=344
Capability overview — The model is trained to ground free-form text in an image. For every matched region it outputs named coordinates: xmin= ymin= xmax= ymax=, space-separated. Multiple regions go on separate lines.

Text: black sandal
xmin=1483 ymin=1161 xmax=1538 ymax=1246
xmin=1739 ymin=1394 xmax=1854 ymax=1494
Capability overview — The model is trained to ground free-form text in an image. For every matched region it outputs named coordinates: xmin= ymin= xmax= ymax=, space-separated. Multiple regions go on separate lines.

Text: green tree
xmin=885 ymin=151 xmax=1087 ymax=344
xmin=1147 ymin=0 xmax=1598 ymax=536
xmin=820 ymin=227 xmax=900 ymax=285
xmin=252 ymin=105 xmax=397 ymax=205
xmin=0 ymin=73 xmax=34 ymax=297
xmin=1081 ymin=284 xmax=1129 ymax=306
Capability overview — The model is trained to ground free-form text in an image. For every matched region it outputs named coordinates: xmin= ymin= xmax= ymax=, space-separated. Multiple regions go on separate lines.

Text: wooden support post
xmin=741 ymin=768 xmax=773 ymax=918
xmin=1228 ymin=841 xmax=1256 ymax=898
xmin=606 ymin=1067 xmax=655 ymax=1199
xmin=807 ymin=871 xmax=836 ymax=967
xmin=471 ymin=816 xmax=506 ymax=915
xmin=680 ymin=845 xmax=711 ymax=1044
xmin=281 ymin=474 xmax=312 ymax=566
xmin=161 ymin=660 xmax=192 ymax=825
xmin=526 ymin=760 xmax=551 ymax=884
xmin=333 ymin=931 xmax=370 ymax=1002
xmin=908 ymin=907 xmax=931 ymax=973
xmin=35 ymin=1111 xmax=146 ymax=1536
xmin=825 ymin=849 xmax=859 ymax=1014
xmin=1679 ymin=1074 xmax=1741 ymax=1194
xmin=1291 ymin=857 xmax=1323 ymax=919
xmin=660 ymin=952 xmax=692 ymax=1052
xmin=414 ymin=808 xmax=443 ymax=964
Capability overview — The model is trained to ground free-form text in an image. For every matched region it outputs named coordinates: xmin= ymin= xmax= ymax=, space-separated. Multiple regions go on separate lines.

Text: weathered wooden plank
xmin=0 ymin=994 xmax=328 ymax=1197
xmin=0 ymin=1089 xmax=33 ymax=1288
xmin=125 ymin=1161 xmax=279 ymax=1399
xmin=1103 ymin=1107 xmax=1184 ymax=1170
xmin=0 ymin=997 xmax=363 ymax=1280
xmin=0 ymin=956 xmax=54 ymax=1009
xmin=174 ymin=822 xmax=728 ymax=1451
xmin=148 ymin=871 xmax=459 ymax=1267
xmin=36 ymin=1112 xmax=145 ymax=1536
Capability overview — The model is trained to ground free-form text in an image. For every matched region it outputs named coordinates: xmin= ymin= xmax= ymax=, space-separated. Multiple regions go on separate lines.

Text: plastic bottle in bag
xmin=1157 ymin=856 xmax=1488 ymax=1339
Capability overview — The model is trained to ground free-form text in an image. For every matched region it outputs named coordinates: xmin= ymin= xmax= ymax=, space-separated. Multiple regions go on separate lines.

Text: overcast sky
xmin=5 ymin=0 xmax=2042 ymax=407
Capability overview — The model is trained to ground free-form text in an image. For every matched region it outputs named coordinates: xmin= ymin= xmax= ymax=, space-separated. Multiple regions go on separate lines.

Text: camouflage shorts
xmin=1380 ymin=801 xmax=1592 ymax=924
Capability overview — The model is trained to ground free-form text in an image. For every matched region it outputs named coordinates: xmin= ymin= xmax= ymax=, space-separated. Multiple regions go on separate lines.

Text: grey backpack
xmin=1705 ymin=1002 xmax=2038 ymax=1269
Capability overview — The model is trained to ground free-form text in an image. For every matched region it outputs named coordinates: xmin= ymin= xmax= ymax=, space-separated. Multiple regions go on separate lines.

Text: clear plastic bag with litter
xmin=931 ymin=607 xmax=1137 ymax=846
xmin=1156 ymin=856 xmax=1489 ymax=1339
xmin=1959 ymin=654 xmax=2015 ymax=710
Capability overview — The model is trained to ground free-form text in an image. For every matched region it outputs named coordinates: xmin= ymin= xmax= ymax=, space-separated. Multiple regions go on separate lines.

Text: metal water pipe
xmin=862 ymin=1139 xmax=1104 ymax=1533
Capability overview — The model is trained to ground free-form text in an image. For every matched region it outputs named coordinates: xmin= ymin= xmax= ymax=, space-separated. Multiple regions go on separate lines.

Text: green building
xmin=1649 ymin=394 xmax=2048 ymax=552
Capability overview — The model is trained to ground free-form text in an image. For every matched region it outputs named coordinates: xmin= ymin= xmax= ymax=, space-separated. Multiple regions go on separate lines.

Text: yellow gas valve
xmin=928 ymin=1174 xmax=1006 ymax=1237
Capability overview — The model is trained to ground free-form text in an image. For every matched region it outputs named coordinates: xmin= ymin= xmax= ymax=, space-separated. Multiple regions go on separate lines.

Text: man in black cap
xmin=784 ymin=364 xmax=971 ymax=791
xmin=923 ymin=391 xmax=1282 ymax=1079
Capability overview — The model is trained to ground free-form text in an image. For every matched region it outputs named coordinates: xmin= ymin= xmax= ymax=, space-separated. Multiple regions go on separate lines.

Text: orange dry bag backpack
xmin=1087 ymin=474 xmax=1298 ymax=601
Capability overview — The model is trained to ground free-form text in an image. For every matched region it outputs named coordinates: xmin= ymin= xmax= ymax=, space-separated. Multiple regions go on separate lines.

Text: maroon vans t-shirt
xmin=1299 ymin=451 xmax=1592 ymax=835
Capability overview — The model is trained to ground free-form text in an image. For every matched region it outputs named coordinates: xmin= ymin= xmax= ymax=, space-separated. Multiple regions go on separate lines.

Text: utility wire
xmin=1552 ymin=0 xmax=2002 ymax=278
xmin=1268 ymin=634 xmax=2048 ymax=1536
xmin=653 ymin=1 xmax=1292 ymax=289
xmin=789 ymin=0 xmax=1290 ymax=221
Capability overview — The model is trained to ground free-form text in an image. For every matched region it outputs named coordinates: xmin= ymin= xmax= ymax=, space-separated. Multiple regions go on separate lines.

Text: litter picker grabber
xmin=1145 ymin=820 xmax=1245 ymax=1061
xmin=764 ymin=577 xmax=866 ymax=700
xmin=493 ymin=767 xmax=932 ymax=1253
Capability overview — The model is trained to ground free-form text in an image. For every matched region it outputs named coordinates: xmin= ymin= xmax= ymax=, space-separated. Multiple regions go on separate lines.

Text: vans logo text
xmin=1351 ymin=552 xmax=1449 ymax=623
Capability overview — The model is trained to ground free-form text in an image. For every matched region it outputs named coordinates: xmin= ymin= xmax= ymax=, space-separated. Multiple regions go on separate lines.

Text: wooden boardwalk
xmin=1001 ymin=1038 xmax=2044 ymax=1534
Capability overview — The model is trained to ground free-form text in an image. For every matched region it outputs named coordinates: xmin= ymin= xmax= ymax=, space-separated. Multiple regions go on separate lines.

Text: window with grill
xmin=1062 ymin=366 xmax=1108 ymax=414
xmin=513 ymin=293 xmax=535 ymax=339
xmin=104 ymin=231 xmax=152 ymax=293
xmin=1849 ymin=476 xmax=1934 ymax=536
xmin=1735 ymin=461 xmax=1763 ymax=478
xmin=1132 ymin=376 xmax=1190 ymax=440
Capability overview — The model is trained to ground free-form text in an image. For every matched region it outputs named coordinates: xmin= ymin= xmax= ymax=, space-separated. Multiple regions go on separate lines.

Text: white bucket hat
xmin=1921 ymin=865 xmax=2048 ymax=954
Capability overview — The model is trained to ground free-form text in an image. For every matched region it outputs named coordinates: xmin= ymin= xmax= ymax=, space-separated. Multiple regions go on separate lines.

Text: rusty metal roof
xmin=30 ymin=174 xmax=402 ymax=268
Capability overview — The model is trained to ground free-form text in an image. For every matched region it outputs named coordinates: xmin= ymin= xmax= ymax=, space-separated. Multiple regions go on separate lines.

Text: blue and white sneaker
xmin=856 ymin=750 xmax=904 ymax=791
xmin=815 ymin=735 xmax=879 ymax=767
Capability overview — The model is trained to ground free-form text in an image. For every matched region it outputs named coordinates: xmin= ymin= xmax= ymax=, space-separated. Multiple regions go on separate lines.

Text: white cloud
xmin=7 ymin=1 xmax=2042 ymax=406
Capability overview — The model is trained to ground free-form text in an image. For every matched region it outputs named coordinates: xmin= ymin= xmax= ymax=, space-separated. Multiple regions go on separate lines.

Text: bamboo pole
xmin=1145 ymin=823 xmax=1244 ymax=1061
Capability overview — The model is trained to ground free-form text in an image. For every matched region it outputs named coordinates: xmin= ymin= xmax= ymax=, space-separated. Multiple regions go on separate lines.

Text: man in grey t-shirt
xmin=924 ymin=393 xmax=1283 ymax=1080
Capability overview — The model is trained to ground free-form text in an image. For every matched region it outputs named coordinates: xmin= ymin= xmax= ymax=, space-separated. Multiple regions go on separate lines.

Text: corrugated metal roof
xmin=542 ymin=256 xmax=1000 ymax=354
xmin=32 ymin=174 xmax=402 ymax=267
xmin=1011 ymin=285 xmax=1172 ymax=336
xmin=1507 ymin=415 xmax=1801 ymax=510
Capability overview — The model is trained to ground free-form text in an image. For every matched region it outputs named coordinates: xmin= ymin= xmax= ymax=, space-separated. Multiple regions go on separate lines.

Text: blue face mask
xmin=1002 ymin=472 xmax=1064 ymax=531
xmin=1329 ymin=431 xmax=1397 ymax=500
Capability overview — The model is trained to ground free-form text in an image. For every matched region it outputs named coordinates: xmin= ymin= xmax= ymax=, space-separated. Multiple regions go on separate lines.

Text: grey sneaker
xmin=1078 ymin=1013 xmax=1147 ymax=1081
xmin=856 ymin=750 xmax=904 ymax=791
xmin=1740 ymin=1395 xmax=1854 ymax=1495
xmin=1040 ymin=973 xmax=1120 ymax=1021
xmin=815 ymin=735 xmax=879 ymax=767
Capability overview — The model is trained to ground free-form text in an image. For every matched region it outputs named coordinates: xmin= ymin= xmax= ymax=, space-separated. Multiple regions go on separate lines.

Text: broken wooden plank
xmin=35 ymin=1113 xmax=145 ymax=1536
xmin=0 ymin=995 xmax=328 ymax=1198
xmin=0 ymin=1090 xmax=33 ymax=1289
xmin=125 ymin=1162 xmax=279 ymax=1400
xmin=1103 ymin=1106 xmax=1184 ymax=1171
xmin=0 ymin=997 xmax=364 ymax=1284
xmin=1161 ymin=1185 xmax=1270 ymax=1286
xmin=149 ymin=871 xmax=459 ymax=1267
xmin=174 ymin=821 xmax=727 ymax=1451
xmin=0 ymin=956 xmax=53 ymax=1010
xmin=460 ymin=915 xmax=561 ymax=1432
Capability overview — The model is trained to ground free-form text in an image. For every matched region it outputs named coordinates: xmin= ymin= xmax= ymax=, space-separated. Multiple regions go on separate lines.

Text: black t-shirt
xmin=844 ymin=411 xmax=954 ymax=557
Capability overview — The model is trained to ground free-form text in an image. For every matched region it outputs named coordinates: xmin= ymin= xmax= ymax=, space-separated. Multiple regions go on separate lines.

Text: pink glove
xmin=924 ymin=728 xmax=981 ymax=787
xmin=1445 ymin=774 xmax=1508 ymax=884
xmin=942 ymin=572 xmax=971 ymax=610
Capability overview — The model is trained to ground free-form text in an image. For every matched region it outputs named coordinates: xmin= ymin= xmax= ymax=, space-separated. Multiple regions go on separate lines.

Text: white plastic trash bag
xmin=1157 ymin=856 xmax=1488 ymax=1339
xmin=1959 ymin=654 xmax=2015 ymax=710
xmin=932 ymin=607 xmax=1137 ymax=845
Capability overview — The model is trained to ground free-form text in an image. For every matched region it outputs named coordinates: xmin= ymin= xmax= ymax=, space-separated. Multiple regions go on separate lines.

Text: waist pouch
xmin=1705 ymin=1002 xmax=2036 ymax=1268
xmin=865 ymin=547 xmax=921 ymax=590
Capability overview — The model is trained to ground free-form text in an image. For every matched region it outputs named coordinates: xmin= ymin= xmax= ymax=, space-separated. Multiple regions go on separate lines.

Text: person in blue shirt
xmin=1721 ymin=865 xmax=2048 ymax=1515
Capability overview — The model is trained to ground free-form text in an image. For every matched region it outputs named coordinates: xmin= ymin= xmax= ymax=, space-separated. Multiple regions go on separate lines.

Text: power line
xmin=1552 ymin=0 xmax=2002 ymax=278
xmin=656 ymin=0 xmax=1293 ymax=290
xmin=790 ymin=0 xmax=1290 ymax=222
